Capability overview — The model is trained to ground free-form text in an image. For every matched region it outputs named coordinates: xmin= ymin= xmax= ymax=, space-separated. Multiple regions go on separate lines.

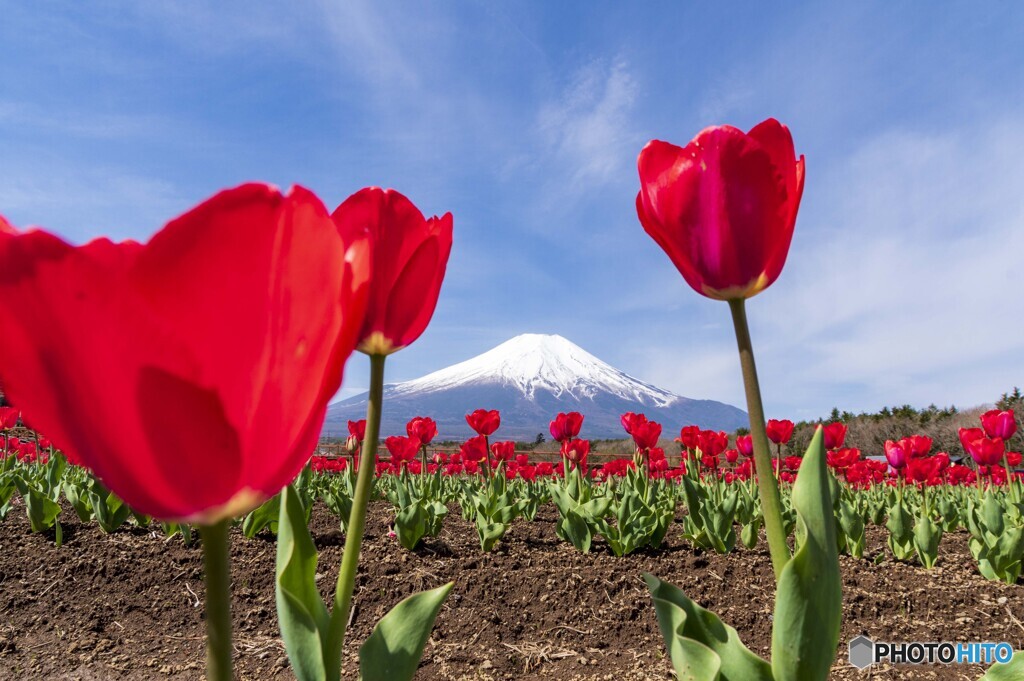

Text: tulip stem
xmin=329 ymin=352 xmax=386 ymax=677
xmin=728 ymin=298 xmax=790 ymax=581
xmin=199 ymin=519 xmax=233 ymax=681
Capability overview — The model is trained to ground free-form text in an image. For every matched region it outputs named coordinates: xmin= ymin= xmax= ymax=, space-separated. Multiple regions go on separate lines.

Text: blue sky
xmin=2 ymin=2 xmax=1022 ymax=421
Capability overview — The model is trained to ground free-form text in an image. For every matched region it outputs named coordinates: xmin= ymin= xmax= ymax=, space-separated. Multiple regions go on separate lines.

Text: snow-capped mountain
xmin=323 ymin=334 xmax=747 ymax=439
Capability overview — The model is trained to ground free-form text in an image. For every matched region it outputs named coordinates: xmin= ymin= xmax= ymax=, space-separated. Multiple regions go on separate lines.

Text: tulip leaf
xmin=359 ymin=582 xmax=453 ymax=681
xmin=276 ymin=484 xmax=330 ymax=681
xmin=771 ymin=428 xmax=842 ymax=681
xmin=643 ymin=573 xmax=772 ymax=681
xmin=981 ymin=651 xmax=1024 ymax=679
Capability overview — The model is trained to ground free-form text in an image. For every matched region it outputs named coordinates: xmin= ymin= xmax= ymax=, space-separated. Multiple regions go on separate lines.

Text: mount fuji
xmin=323 ymin=334 xmax=747 ymax=440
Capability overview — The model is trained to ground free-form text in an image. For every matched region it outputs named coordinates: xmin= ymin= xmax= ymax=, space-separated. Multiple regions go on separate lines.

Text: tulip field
xmin=1 ymin=116 xmax=1022 ymax=681
xmin=2 ymin=405 xmax=1024 ymax=678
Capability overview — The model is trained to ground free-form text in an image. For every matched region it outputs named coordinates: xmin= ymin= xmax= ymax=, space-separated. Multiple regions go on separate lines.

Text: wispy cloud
xmin=537 ymin=58 xmax=641 ymax=189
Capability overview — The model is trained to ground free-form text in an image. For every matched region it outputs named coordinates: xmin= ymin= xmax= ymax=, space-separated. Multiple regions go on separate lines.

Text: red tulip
xmin=765 ymin=419 xmax=794 ymax=445
xmin=959 ymin=427 xmax=985 ymax=452
xmin=384 ymin=435 xmax=419 ymax=464
xmin=948 ymin=464 xmax=977 ymax=486
xmin=0 ymin=184 xmax=370 ymax=521
xmin=549 ymin=412 xmax=584 ymax=443
xmin=826 ymin=447 xmax=861 ymax=471
xmin=967 ymin=436 xmax=1005 ymax=467
xmin=981 ymin=409 xmax=1017 ymax=441
xmin=636 ymin=118 xmax=805 ymax=300
xmin=466 ymin=409 xmax=500 ymax=436
xmin=906 ymin=456 xmax=944 ymax=485
xmin=406 ymin=416 xmax=437 ymax=446
xmin=698 ymin=430 xmax=729 ymax=457
xmin=331 ymin=187 xmax=453 ymax=355
xmin=1008 ymin=452 xmax=1022 ymax=468
xmin=490 ymin=440 xmax=516 ymax=462
xmin=348 ymin=419 xmax=367 ymax=441
xmin=903 ymin=435 xmax=932 ymax=458
xmin=677 ymin=425 xmax=701 ymax=450
xmin=620 ymin=412 xmax=647 ymax=435
xmin=735 ymin=434 xmax=754 ymax=458
xmin=562 ymin=438 xmax=590 ymax=468
xmin=884 ymin=440 xmax=908 ymax=469
xmin=631 ymin=420 xmax=662 ymax=451
xmin=459 ymin=435 xmax=489 ymax=463
xmin=0 ymin=407 xmax=18 ymax=430
xmin=822 ymin=422 xmax=847 ymax=450
xmin=724 ymin=448 xmax=739 ymax=464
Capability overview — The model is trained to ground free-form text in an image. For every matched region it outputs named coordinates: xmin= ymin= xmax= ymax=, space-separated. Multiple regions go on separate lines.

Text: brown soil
xmin=1 ymin=500 xmax=1021 ymax=680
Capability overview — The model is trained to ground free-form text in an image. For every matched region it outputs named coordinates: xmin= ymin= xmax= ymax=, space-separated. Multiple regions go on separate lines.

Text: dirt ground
xmin=1 ymin=500 xmax=1021 ymax=680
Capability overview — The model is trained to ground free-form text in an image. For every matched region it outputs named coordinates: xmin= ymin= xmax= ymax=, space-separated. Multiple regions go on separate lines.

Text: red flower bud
xmin=466 ymin=409 xmax=500 ymax=436
xmin=348 ymin=419 xmax=367 ymax=442
xmin=406 ymin=416 xmax=437 ymax=446
xmin=0 ymin=407 xmax=18 ymax=430
xmin=884 ymin=440 xmax=908 ymax=469
xmin=765 ymin=419 xmax=794 ymax=445
xmin=636 ymin=119 xmax=804 ymax=300
xmin=631 ymin=420 xmax=662 ymax=451
xmin=981 ymin=409 xmax=1017 ymax=441
xmin=459 ymin=435 xmax=489 ymax=463
xmin=822 ymin=422 xmax=847 ymax=450
xmin=676 ymin=425 xmax=701 ymax=449
xmin=967 ymin=436 xmax=1005 ymax=467
xmin=385 ymin=436 xmax=419 ymax=464
xmin=549 ymin=411 xmax=584 ymax=443
xmin=620 ymin=412 xmax=647 ymax=436
xmin=331 ymin=188 xmax=452 ymax=356
xmin=490 ymin=440 xmax=516 ymax=462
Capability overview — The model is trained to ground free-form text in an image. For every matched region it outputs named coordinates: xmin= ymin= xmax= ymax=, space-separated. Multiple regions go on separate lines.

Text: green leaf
xmin=243 ymin=494 xmax=281 ymax=538
xmin=359 ymin=582 xmax=453 ymax=681
xmin=981 ymin=651 xmax=1024 ymax=680
xmin=771 ymin=427 xmax=842 ymax=681
xmin=912 ymin=515 xmax=941 ymax=569
xmin=561 ymin=510 xmax=592 ymax=553
xmin=643 ymin=574 xmax=772 ymax=681
xmin=275 ymin=484 xmax=330 ymax=681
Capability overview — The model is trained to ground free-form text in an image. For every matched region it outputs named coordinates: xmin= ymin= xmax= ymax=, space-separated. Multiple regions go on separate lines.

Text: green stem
xmin=199 ymin=520 xmax=233 ymax=681
xmin=328 ymin=352 xmax=386 ymax=677
xmin=1000 ymin=453 xmax=1017 ymax=503
xmin=728 ymin=298 xmax=790 ymax=580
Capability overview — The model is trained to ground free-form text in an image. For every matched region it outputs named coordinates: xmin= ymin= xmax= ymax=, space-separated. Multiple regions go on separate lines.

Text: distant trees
xmin=782 ymin=397 xmax=999 ymax=459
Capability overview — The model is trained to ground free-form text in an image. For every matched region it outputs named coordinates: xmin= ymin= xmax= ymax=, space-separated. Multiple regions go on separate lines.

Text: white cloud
xmin=538 ymin=58 xmax=641 ymax=189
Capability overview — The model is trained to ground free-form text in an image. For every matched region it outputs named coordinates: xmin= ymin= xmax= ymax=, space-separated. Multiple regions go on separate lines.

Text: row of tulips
xmin=2 ymin=115 xmax=1020 ymax=678
xmin=5 ymin=416 xmax=1022 ymax=581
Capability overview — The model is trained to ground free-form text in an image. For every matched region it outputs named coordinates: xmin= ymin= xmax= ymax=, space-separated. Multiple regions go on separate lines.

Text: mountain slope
xmin=324 ymin=334 xmax=747 ymax=439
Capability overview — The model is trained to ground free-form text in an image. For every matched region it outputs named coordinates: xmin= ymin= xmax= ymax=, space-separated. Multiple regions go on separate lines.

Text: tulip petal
xmin=0 ymin=229 xmax=208 ymax=517
xmin=132 ymin=184 xmax=355 ymax=496
xmin=0 ymin=184 xmax=367 ymax=521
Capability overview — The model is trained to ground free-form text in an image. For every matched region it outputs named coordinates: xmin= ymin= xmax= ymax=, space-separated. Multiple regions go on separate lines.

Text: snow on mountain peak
xmin=390 ymin=333 xmax=679 ymax=407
